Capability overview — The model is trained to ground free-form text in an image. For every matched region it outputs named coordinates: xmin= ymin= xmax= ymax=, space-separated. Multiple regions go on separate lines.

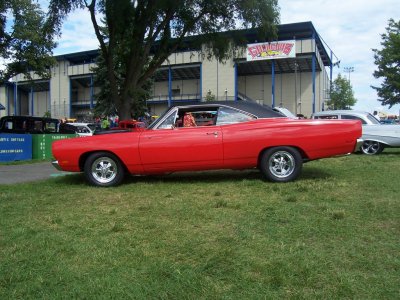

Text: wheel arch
xmin=79 ymin=150 xmax=128 ymax=173
xmin=257 ymin=145 xmax=308 ymax=168
xmin=362 ymin=138 xmax=389 ymax=147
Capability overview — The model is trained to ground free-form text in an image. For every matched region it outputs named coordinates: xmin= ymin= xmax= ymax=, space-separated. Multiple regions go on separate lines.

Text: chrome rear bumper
xmin=354 ymin=139 xmax=363 ymax=152
xmin=51 ymin=160 xmax=63 ymax=171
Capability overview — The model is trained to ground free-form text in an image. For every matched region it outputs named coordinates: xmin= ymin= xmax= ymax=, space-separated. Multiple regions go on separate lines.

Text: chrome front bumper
xmin=51 ymin=160 xmax=63 ymax=171
xmin=354 ymin=138 xmax=363 ymax=152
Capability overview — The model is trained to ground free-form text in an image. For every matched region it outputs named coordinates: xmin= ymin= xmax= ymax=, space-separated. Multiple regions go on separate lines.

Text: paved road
xmin=0 ymin=162 xmax=68 ymax=184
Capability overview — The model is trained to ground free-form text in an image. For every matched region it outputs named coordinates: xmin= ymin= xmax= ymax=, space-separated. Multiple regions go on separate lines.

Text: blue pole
xmin=271 ymin=60 xmax=275 ymax=108
xmin=234 ymin=63 xmax=238 ymax=102
xmin=168 ymin=66 xmax=172 ymax=107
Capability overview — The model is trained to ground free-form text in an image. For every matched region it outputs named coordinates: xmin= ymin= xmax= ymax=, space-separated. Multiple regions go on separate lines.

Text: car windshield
xmin=87 ymin=124 xmax=96 ymax=131
xmin=147 ymin=109 xmax=172 ymax=129
xmin=367 ymin=114 xmax=381 ymax=124
xmin=156 ymin=110 xmax=178 ymax=129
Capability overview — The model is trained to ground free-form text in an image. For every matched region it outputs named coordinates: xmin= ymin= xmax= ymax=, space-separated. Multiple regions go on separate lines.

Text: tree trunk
xmin=117 ymin=98 xmax=132 ymax=120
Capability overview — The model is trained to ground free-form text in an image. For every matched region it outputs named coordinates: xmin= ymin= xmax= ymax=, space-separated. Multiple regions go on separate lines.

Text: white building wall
xmin=176 ymin=79 xmax=199 ymax=95
xmin=238 ymin=68 xmax=329 ymax=118
xmin=19 ymin=93 xmax=29 ymax=115
xmin=153 ymin=81 xmax=168 ymax=99
xmin=50 ymin=61 xmax=71 ymax=119
xmin=152 ymin=79 xmax=200 ymax=99
xmin=0 ymin=86 xmax=6 ymax=117
xmin=31 ymin=91 xmax=50 ymax=117
xmin=68 ymin=63 xmax=96 ymax=76
xmin=78 ymin=87 xmax=91 ymax=104
xmin=201 ymin=56 xmax=235 ymax=100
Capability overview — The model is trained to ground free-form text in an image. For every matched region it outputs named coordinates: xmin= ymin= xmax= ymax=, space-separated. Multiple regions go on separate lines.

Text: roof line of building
xmin=55 ymin=21 xmax=332 ymax=66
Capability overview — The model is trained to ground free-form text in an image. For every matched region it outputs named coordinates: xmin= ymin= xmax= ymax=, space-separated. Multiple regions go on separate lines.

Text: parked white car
xmin=312 ymin=110 xmax=400 ymax=155
xmin=66 ymin=123 xmax=96 ymax=137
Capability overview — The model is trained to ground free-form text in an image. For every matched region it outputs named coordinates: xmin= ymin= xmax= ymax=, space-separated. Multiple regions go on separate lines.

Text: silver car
xmin=312 ymin=110 xmax=400 ymax=155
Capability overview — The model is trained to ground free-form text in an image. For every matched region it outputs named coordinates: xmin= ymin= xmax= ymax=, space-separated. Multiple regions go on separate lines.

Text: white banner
xmin=246 ymin=40 xmax=296 ymax=61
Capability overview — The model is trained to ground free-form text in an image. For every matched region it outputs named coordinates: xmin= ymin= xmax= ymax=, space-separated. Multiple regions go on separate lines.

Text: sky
xmin=51 ymin=1 xmax=400 ymax=114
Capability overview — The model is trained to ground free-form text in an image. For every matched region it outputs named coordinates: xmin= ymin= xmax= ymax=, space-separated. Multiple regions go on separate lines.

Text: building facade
xmin=0 ymin=22 xmax=334 ymax=120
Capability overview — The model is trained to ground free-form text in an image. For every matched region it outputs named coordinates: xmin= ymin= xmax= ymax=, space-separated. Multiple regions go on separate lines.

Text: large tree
xmin=327 ymin=74 xmax=357 ymax=110
xmin=48 ymin=0 xmax=280 ymax=119
xmin=371 ymin=19 xmax=400 ymax=108
xmin=0 ymin=0 xmax=56 ymax=81
xmin=92 ymin=52 xmax=153 ymax=118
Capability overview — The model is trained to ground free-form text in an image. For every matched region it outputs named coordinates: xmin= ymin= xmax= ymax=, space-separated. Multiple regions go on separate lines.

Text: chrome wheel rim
xmin=91 ymin=157 xmax=117 ymax=184
xmin=268 ymin=151 xmax=295 ymax=178
xmin=361 ymin=141 xmax=380 ymax=155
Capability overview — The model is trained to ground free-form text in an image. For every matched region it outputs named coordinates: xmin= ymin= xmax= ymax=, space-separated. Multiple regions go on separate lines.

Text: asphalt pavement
xmin=0 ymin=162 xmax=69 ymax=184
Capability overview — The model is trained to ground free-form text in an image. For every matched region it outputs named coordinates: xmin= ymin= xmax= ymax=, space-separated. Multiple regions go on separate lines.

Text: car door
xmin=139 ymin=122 xmax=223 ymax=173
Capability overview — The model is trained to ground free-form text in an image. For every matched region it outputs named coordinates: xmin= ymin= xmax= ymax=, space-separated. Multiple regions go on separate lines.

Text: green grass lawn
xmin=1 ymin=150 xmax=399 ymax=299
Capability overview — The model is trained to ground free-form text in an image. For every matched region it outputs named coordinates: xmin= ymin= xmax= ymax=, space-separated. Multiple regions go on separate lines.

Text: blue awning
xmin=0 ymin=103 xmax=5 ymax=110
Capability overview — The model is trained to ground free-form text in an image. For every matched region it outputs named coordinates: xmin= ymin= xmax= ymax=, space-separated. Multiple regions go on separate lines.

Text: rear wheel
xmin=84 ymin=152 xmax=125 ymax=187
xmin=361 ymin=140 xmax=384 ymax=155
xmin=260 ymin=147 xmax=303 ymax=182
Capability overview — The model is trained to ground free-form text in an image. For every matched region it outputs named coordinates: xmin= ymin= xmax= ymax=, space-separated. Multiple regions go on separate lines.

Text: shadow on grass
xmin=125 ymin=167 xmax=332 ymax=185
xmin=300 ymin=166 xmax=333 ymax=180
xmin=353 ymin=148 xmax=400 ymax=156
xmin=126 ymin=169 xmax=263 ymax=185
xmin=50 ymin=173 xmax=87 ymax=185
xmin=50 ymin=166 xmax=333 ymax=187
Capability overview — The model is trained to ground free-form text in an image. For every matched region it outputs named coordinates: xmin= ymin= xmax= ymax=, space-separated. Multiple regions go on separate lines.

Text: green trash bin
xmin=32 ymin=134 xmax=78 ymax=160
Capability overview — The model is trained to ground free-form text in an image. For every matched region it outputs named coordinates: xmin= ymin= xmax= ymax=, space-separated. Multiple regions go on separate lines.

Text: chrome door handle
xmin=206 ymin=132 xmax=219 ymax=136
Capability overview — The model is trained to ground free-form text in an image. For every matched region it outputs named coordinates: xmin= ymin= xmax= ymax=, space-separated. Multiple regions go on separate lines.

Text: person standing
xmin=101 ymin=117 xmax=110 ymax=130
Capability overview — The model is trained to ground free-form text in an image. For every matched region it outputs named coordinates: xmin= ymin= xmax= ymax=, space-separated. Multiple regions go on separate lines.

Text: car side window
xmin=216 ymin=107 xmax=256 ymax=125
xmin=45 ymin=121 xmax=57 ymax=133
xmin=173 ymin=110 xmax=218 ymax=128
xmin=341 ymin=115 xmax=367 ymax=124
xmin=5 ymin=121 xmax=13 ymax=130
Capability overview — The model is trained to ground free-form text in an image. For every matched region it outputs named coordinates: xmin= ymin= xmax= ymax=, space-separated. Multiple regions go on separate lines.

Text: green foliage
xmin=327 ymin=74 xmax=357 ymax=109
xmin=92 ymin=54 xmax=152 ymax=119
xmin=48 ymin=0 xmax=280 ymax=119
xmin=0 ymin=0 xmax=56 ymax=81
xmin=372 ymin=19 xmax=400 ymax=108
xmin=1 ymin=150 xmax=400 ymax=298
xmin=43 ymin=110 xmax=51 ymax=118
xmin=205 ymin=90 xmax=216 ymax=101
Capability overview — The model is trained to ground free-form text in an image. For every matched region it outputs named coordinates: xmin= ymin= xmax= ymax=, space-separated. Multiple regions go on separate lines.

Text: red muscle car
xmin=52 ymin=101 xmax=362 ymax=187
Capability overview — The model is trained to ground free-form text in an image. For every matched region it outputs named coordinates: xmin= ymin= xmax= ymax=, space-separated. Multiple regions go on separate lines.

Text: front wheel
xmin=361 ymin=140 xmax=384 ymax=155
xmin=84 ymin=152 xmax=125 ymax=187
xmin=260 ymin=147 xmax=303 ymax=182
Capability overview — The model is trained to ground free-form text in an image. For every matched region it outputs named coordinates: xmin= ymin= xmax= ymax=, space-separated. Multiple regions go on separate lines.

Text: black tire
xmin=84 ymin=152 xmax=125 ymax=187
xmin=260 ymin=147 xmax=303 ymax=182
xmin=361 ymin=140 xmax=384 ymax=155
